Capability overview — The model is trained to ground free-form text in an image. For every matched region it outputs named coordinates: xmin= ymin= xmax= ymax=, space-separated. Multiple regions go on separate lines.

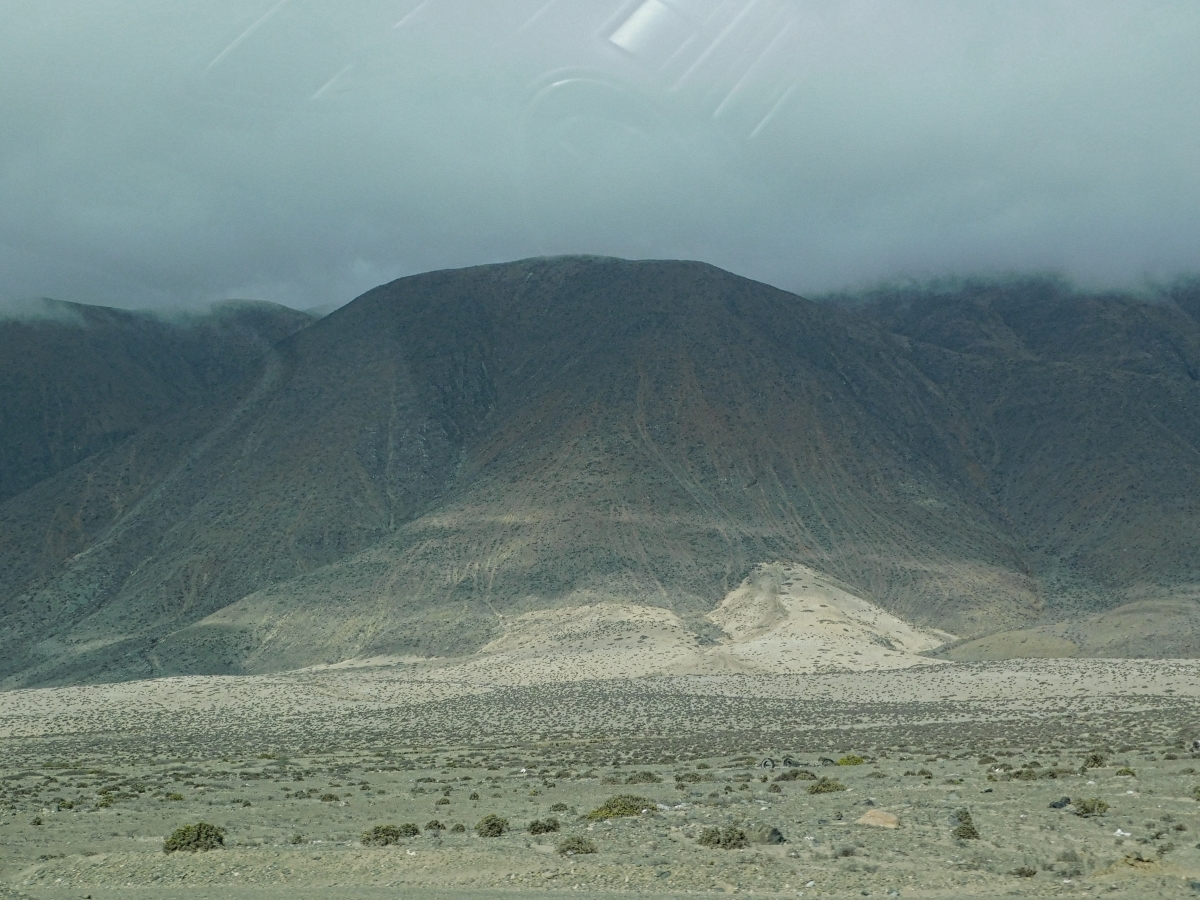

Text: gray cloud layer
xmin=2 ymin=1 xmax=1197 ymax=310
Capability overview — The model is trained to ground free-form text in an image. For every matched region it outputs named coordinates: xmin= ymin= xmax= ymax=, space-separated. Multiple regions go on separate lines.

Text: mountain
xmin=2 ymin=259 xmax=1199 ymax=686
xmin=838 ymin=276 xmax=1200 ymax=660
xmin=0 ymin=299 xmax=314 ymax=504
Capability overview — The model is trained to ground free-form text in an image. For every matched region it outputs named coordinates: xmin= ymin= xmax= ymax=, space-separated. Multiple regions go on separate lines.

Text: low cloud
xmin=1 ymin=1 xmax=1197 ymax=310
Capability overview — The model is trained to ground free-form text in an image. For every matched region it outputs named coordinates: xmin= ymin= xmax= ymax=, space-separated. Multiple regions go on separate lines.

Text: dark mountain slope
xmin=848 ymin=280 xmax=1200 ymax=619
xmin=0 ymin=299 xmax=313 ymax=503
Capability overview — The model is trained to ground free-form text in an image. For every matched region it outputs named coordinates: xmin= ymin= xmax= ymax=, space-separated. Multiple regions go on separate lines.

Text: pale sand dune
xmin=693 ymin=562 xmax=954 ymax=674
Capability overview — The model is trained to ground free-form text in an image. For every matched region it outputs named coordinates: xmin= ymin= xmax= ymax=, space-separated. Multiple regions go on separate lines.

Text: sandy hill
xmin=2 ymin=259 xmax=1199 ymax=686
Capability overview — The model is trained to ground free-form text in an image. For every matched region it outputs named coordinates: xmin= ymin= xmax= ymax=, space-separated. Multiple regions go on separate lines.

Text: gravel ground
xmin=4 ymin=660 xmax=1200 ymax=898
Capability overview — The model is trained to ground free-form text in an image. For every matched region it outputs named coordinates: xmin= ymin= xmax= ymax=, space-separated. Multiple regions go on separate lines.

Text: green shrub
xmin=558 ymin=835 xmax=596 ymax=855
xmin=767 ymin=783 xmax=782 ymax=794
xmin=675 ymin=772 xmax=703 ymax=783
xmin=1074 ymin=798 xmax=1109 ymax=817
xmin=288 ymin=834 xmax=303 ymax=845
xmin=475 ymin=814 xmax=509 ymax=837
xmin=163 ymin=823 xmax=225 ymax=854
xmin=319 ymin=793 xmax=338 ymax=802
xmin=951 ymin=809 xmax=979 ymax=840
xmin=451 ymin=823 xmax=466 ymax=833
xmin=164 ymin=792 xmax=184 ymax=802
xmin=698 ymin=826 xmax=748 ymax=849
xmin=625 ymin=771 xmax=662 ymax=784
xmin=528 ymin=817 xmax=560 ymax=835
xmin=585 ymin=795 xmax=654 ymax=820
xmin=1115 ymin=767 xmax=1136 ymax=777
xmin=361 ymin=823 xmax=419 ymax=845
xmin=425 ymin=820 xmax=444 ymax=831
xmin=1010 ymin=866 xmax=1036 ymax=877
xmin=1082 ymin=752 xmax=1107 ymax=769
xmin=549 ymin=802 xmax=569 ymax=812
xmin=807 ymin=777 xmax=847 ymax=795
xmin=775 ymin=769 xmax=816 ymax=782
xmin=836 ymin=755 xmax=865 ymax=766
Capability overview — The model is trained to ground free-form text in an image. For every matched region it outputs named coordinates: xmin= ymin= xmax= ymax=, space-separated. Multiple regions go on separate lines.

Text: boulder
xmin=744 ymin=823 xmax=785 ymax=844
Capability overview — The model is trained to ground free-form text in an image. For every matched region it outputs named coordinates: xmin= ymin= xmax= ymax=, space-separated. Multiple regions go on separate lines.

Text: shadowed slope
xmin=0 ymin=299 xmax=313 ymax=503
xmin=850 ymin=279 xmax=1200 ymax=619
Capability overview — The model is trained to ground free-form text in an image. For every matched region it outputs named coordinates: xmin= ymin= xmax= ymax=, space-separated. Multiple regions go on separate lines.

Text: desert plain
xmin=4 ymin=654 xmax=1200 ymax=900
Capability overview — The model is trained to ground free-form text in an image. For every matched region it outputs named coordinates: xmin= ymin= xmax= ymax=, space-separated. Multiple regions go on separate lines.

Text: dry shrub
xmin=585 ymin=795 xmax=654 ymax=820
xmin=163 ymin=823 xmax=225 ymax=854
xmin=698 ymin=826 xmax=748 ymax=850
xmin=475 ymin=814 xmax=509 ymax=837
xmin=807 ymin=777 xmax=847 ymax=795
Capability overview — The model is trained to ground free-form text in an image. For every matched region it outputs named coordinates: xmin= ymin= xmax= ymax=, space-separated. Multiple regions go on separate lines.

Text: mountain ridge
xmin=2 ymin=257 xmax=1198 ymax=686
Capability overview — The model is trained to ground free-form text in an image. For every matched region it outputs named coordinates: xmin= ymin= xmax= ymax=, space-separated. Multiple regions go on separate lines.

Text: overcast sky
xmin=1 ymin=1 xmax=1198 ymax=311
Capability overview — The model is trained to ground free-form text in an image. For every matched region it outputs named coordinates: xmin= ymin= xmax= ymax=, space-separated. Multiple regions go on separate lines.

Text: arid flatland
xmin=4 ymin=659 xmax=1200 ymax=898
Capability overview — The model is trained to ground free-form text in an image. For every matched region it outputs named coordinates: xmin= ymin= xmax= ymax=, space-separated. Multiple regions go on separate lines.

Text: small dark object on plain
xmin=425 ymin=820 xmax=444 ymax=831
xmin=819 ymin=757 xmax=837 ymax=766
xmin=164 ymin=822 xmax=225 ymax=854
xmin=951 ymin=808 xmax=980 ymax=840
xmin=1049 ymin=797 xmax=1071 ymax=809
xmin=1011 ymin=866 xmax=1037 ymax=878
